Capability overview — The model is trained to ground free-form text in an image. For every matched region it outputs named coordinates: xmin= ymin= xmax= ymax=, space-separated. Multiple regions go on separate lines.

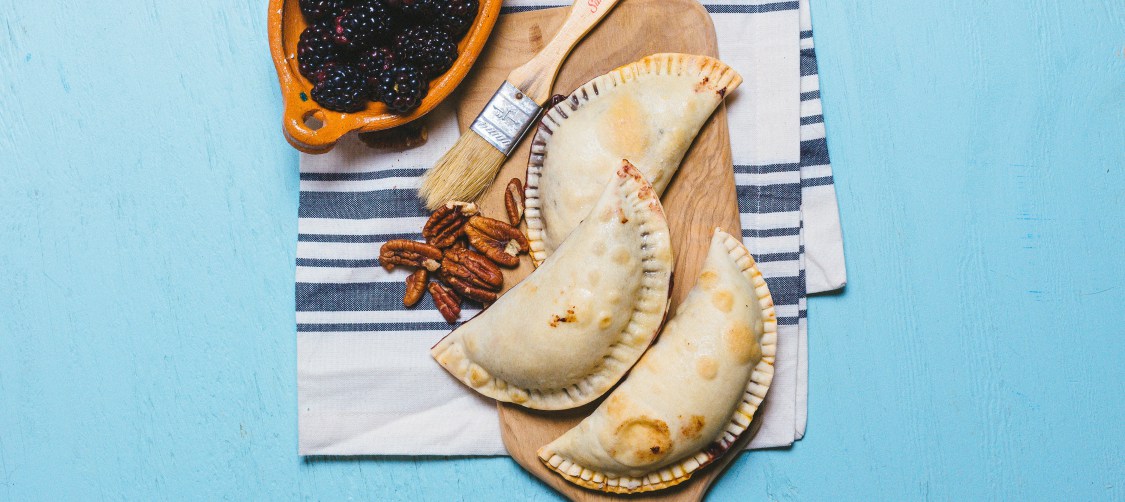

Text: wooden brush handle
xmin=505 ymin=0 xmax=624 ymax=105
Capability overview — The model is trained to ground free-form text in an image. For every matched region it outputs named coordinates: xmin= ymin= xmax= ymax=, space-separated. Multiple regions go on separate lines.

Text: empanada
xmin=537 ymin=229 xmax=776 ymax=493
xmin=525 ymin=53 xmax=742 ymax=264
xmin=431 ymin=160 xmax=674 ymax=410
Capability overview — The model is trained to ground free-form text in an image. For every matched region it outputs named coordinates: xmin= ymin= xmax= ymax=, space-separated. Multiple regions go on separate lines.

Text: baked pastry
xmin=431 ymin=160 xmax=674 ymax=410
xmin=537 ymin=229 xmax=776 ymax=493
xmin=525 ymin=53 xmax=742 ymax=264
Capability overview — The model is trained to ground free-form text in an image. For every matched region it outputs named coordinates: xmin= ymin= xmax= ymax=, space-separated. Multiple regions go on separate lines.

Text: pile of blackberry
xmin=296 ymin=0 xmax=477 ymax=113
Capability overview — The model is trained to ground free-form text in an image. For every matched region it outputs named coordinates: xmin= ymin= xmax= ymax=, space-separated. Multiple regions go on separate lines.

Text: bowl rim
xmin=269 ymin=0 xmax=503 ymax=154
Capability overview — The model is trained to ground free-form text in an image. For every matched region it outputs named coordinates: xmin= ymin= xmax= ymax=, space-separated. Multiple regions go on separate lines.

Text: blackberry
xmin=356 ymin=46 xmax=397 ymax=91
xmin=310 ymin=60 xmax=343 ymax=85
xmin=394 ymin=25 xmax=458 ymax=78
xmin=435 ymin=0 xmax=478 ymax=37
xmin=386 ymin=0 xmax=438 ymax=18
xmin=297 ymin=22 xmax=339 ymax=82
xmin=311 ymin=64 xmax=370 ymax=112
xmin=376 ymin=65 xmax=428 ymax=113
xmin=333 ymin=0 xmax=396 ymax=51
xmin=299 ymin=0 xmax=343 ymax=21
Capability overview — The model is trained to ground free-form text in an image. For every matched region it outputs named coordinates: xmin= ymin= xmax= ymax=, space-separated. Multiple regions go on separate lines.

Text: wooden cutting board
xmin=454 ymin=0 xmax=763 ymax=499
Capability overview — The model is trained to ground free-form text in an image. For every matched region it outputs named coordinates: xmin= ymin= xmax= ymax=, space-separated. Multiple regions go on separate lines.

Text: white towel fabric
xmin=296 ymin=0 xmax=845 ymax=456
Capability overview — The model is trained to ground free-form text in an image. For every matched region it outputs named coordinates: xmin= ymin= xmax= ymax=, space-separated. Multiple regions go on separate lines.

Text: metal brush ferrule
xmin=469 ymin=82 xmax=543 ymax=156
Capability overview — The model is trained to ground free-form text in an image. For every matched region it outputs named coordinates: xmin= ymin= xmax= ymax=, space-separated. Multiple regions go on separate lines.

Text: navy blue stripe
xmin=733 ymin=163 xmax=800 ymax=174
xmin=299 ymin=281 xmax=422 ymax=311
xmin=296 ymin=258 xmax=380 ymax=268
xmin=294 ymin=277 xmax=805 ymax=324
xmin=298 ymin=232 xmax=422 ymax=243
xmin=755 ymin=251 xmax=801 ymax=263
xmin=800 ymin=138 xmax=830 ymax=167
xmin=801 ymin=49 xmax=819 ymax=77
xmin=800 ymin=90 xmax=821 ymax=101
xmin=295 ymin=302 xmax=815 ymax=332
xmin=500 ymin=2 xmax=799 ymax=15
xmin=737 ymin=183 xmax=802 ymax=213
xmin=299 ymin=253 xmax=815 ymax=275
xmin=801 ymin=47 xmax=821 ymax=79
xmin=297 ymin=282 xmax=482 ymax=312
xmin=299 ymin=189 xmax=427 ymax=219
xmin=801 ymin=175 xmax=835 ymax=188
xmin=799 ymin=309 xmax=808 ymax=319
xmin=800 ymin=114 xmax=824 ymax=126
xmin=777 ymin=316 xmax=799 ymax=326
xmin=707 ymin=2 xmax=799 ymax=14
xmin=300 ymin=168 xmax=428 ymax=181
xmin=800 ymin=29 xmax=813 ymax=39
xmin=742 ymin=227 xmax=801 ymax=238
xmin=298 ymin=255 xmax=814 ymax=280
xmin=298 ymin=322 xmax=461 ymax=332
xmin=764 ymin=275 xmax=804 ymax=306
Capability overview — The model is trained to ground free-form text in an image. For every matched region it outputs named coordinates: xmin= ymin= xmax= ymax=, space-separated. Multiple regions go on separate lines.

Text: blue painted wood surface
xmin=1 ymin=0 xmax=1122 ymax=500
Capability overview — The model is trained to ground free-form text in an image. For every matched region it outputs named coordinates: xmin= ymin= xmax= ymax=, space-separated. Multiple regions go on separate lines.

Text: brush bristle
xmin=419 ymin=133 xmax=507 ymax=210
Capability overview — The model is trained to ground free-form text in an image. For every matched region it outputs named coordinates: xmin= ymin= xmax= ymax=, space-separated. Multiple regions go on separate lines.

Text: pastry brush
xmin=419 ymin=0 xmax=623 ymax=209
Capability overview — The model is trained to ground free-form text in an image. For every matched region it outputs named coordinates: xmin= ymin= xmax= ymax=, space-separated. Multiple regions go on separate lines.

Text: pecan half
xmin=441 ymin=274 xmax=500 ymax=304
xmin=423 ymin=201 xmax=479 ymax=249
xmin=443 ymin=247 xmax=503 ymax=290
xmin=403 ymin=269 xmax=428 ymax=308
xmin=504 ymin=178 xmax=525 ymax=226
xmin=379 ymin=240 xmax=443 ymax=271
xmin=428 ymin=281 xmax=462 ymax=323
xmin=465 ymin=216 xmax=530 ymax=268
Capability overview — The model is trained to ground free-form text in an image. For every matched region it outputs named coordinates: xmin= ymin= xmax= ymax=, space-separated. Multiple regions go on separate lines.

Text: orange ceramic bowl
xmin=269 ymin=0 xmax=502 ymax=154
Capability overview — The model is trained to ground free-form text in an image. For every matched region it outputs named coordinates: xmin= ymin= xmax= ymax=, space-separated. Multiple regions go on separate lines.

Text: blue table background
xmin=2 ymin=0 xmax=1123 ymax=500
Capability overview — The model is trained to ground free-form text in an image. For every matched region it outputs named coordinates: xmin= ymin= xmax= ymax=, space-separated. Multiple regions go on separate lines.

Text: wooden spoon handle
xmin=505 ymin=0 xmax=624 ymax=105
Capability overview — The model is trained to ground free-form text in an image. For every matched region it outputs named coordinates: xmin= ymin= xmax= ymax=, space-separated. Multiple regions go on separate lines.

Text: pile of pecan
xmin=379 ymin=179 xmax=527 ymax=323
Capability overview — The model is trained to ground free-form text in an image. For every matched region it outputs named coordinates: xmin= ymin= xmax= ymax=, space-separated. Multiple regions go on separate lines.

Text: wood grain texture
xmin=456 ymin=2 xmax=754 ymax=499
xmin=1 ymin=0 xmax=1124 ymax=500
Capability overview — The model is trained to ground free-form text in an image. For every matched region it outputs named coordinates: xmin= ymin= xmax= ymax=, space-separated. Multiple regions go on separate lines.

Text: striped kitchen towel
xmin=296 ymin=0 xmax=845 ymax=455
